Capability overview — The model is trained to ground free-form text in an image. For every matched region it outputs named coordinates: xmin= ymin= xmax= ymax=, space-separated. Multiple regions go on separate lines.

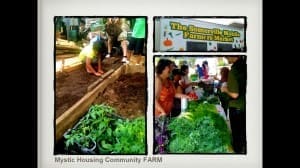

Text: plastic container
xmin=68 ymin=30 xmax=78 ymax=41
xmin=195 ymin=88 xmax=204 ymax=99
xmin=181 ymin=97 xmax=188 ymax=113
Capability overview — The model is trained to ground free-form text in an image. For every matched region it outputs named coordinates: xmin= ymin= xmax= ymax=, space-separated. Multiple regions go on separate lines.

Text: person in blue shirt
xmin=196 ymin=64 xmax=203 ymax=79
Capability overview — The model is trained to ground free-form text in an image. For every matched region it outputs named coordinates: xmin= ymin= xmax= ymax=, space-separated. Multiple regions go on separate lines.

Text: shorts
xmin=107 ymin=31 xmax=127 ymax=42
xmin=128 ymin=37 xmax=145 ymax=55
xmin=118 ymin=31 xmax=127 ymax=41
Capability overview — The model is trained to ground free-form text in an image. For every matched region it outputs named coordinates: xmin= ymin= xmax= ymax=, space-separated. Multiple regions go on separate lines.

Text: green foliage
xmin=207 ymin=95 xmax=221 ymax=104
xmin=64 ymin=104 xmax=117 ymax=150
xmin=190 ymin=74 xmax=198 ymax=81
xmin=167 ymin=102 xmax=231 ymax=153
xmin=113 ymin=117 xmax=145 ymax=154
xmin=194 ymin=95 xmax=220 ymax=105
xmin=218 ymin=60 xmax=226 ymax=66
xmin=64 ymin=104 xmax=145 ymax=154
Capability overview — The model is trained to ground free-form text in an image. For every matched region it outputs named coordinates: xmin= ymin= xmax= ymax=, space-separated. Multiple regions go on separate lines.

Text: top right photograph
xmin=154 ymin=17 xmax=246 ymax=52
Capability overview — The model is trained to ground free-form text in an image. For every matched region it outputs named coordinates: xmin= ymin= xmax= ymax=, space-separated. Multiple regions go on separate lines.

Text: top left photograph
xmin=54 ymin=16 xmax=147 ymax=155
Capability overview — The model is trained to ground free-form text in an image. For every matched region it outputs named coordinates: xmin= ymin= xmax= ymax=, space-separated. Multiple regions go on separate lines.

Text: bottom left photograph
xmin=55 ymin=64 xmax=147 ymax=154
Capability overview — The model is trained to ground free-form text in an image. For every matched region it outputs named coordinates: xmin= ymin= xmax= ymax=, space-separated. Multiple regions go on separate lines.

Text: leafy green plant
xmin=64 ymin=104 xmax=146 ymax=154
xmin=64 ymin=104 xmax=117 ymax=151
xmin=190 ymin=74 xmax=198 ymax=81
xmin=112 ymin=117 xmax=145 ymax=154
xmin=207 ymin=95 xmax=221 ymax=104
xmin=167 ymin=102 xmax=231 ymax=153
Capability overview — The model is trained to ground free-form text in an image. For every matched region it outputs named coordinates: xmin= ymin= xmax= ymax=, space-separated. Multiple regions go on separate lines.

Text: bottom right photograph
xmin=153 ymin=55 xmax=247 ymax=154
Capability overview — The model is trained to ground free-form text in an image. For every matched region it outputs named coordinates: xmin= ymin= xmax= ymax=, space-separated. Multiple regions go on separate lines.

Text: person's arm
xmin=220 ymin=86 xmax=238 ymax=99
xmin=107 ymin=38 xmax=112 ymax=54
xmin=97 ymin=54 xmax=104 ymax=74
xmin=86 ymin=57 xmax=101 ymax=76
xmin=155 ymin=76 xmax=166 ymax=116
xmin=182 ymin=82 xmax=193 ymax=89
xmin=179 ymin=77 xmax=188 ymax=89
xmin=174 ymin=93 xmax=190 ymax=99
xmin=175 ymin=85 xmax=183 ymax=94
xmin=213 ymin=75 xmax=219 ymax=80
xmin=180 ymin=78 xmax=196 ymax=90
xmin=221 ymin=71 xmax=239 ymax=99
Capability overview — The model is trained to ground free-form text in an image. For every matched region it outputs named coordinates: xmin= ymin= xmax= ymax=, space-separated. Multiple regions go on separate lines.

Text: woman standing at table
xmin=154 ymin=59 xmax=189 ymax=154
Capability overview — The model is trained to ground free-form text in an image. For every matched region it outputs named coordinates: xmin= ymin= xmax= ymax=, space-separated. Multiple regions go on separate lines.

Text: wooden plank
xmin=57 ymin=49 xmax=81 ymax=52
xmin=56 ymin=54 xmax=78 ymax=59
xmin=56 ymin=50 xmax=80 ymax=54
xmin=63 ymin=63 xmax=83 ymax=72
xmin=55 ymin=50 xmax=65 ymax=55
xmin=124 ymin=64 xmax=145 ymax=74
xmin=55 ymin=65 xmax=125 ymax=142
xmin=87 ymin=69 xmax=114 ymax=92
xmin=56 ymin=38 xmax=72 ymax=43
xmin=56 ymin=45 xmax=81 ymax=51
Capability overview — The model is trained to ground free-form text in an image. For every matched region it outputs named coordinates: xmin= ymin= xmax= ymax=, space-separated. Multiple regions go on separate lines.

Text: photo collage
xmin=54 ymin=16 xmax=247 ymax=155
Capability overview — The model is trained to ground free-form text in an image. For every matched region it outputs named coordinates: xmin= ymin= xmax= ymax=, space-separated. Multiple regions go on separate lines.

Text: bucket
xmin=69 ymin=30 xmax=78 ymax=41
xmin=181 ymin=97 xmax=188 ymax=113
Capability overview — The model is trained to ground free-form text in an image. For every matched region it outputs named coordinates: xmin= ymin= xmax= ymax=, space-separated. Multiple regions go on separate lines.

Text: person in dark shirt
xmin=170 ymin=68 xmax=184 ymax=117
xmin=221 ymin=56 xmax=247 ymax=154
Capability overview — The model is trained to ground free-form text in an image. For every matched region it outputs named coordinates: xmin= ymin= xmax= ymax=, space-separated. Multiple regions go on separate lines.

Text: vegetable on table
xmin=167 ymin=102 xmax=231 ymax=153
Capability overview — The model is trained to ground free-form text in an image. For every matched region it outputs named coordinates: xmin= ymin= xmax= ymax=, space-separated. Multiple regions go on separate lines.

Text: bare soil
xmin=94 ymin=73 xmax=146 ymax=119
xmin=55 ymin=57 xmax=122 ymax=118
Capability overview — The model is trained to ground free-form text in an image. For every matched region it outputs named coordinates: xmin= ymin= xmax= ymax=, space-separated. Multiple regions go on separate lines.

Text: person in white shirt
xmin=179 ymin=65 xmax=197 ymax=94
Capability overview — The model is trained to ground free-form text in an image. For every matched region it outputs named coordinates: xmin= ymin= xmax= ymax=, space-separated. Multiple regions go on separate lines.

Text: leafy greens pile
xmin=167 ymin=102 xmax=231 ymax=153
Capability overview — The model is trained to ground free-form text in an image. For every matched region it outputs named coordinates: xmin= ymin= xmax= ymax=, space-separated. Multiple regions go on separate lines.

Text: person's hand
xmin=97 ymin=70 xmax=105 ymax=74
xmin=94 ymin=72 xmax=102 ymax=76
xmin=159 ymin=112 xmax=167 ymax=117
xmin=180 ymin=94 xmax=191 ymax=100
xmin=156 ymin=106 xmax=166 ymax=117
xmin=187 ymin=95 xmax=193 ymax=101
xmin=220 ymin=86 xmax=228 ymax=93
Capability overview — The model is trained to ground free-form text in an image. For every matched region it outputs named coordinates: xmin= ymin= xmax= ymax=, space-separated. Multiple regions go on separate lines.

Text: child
xmin=78 ymin=33 xmax=105 ymax=76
